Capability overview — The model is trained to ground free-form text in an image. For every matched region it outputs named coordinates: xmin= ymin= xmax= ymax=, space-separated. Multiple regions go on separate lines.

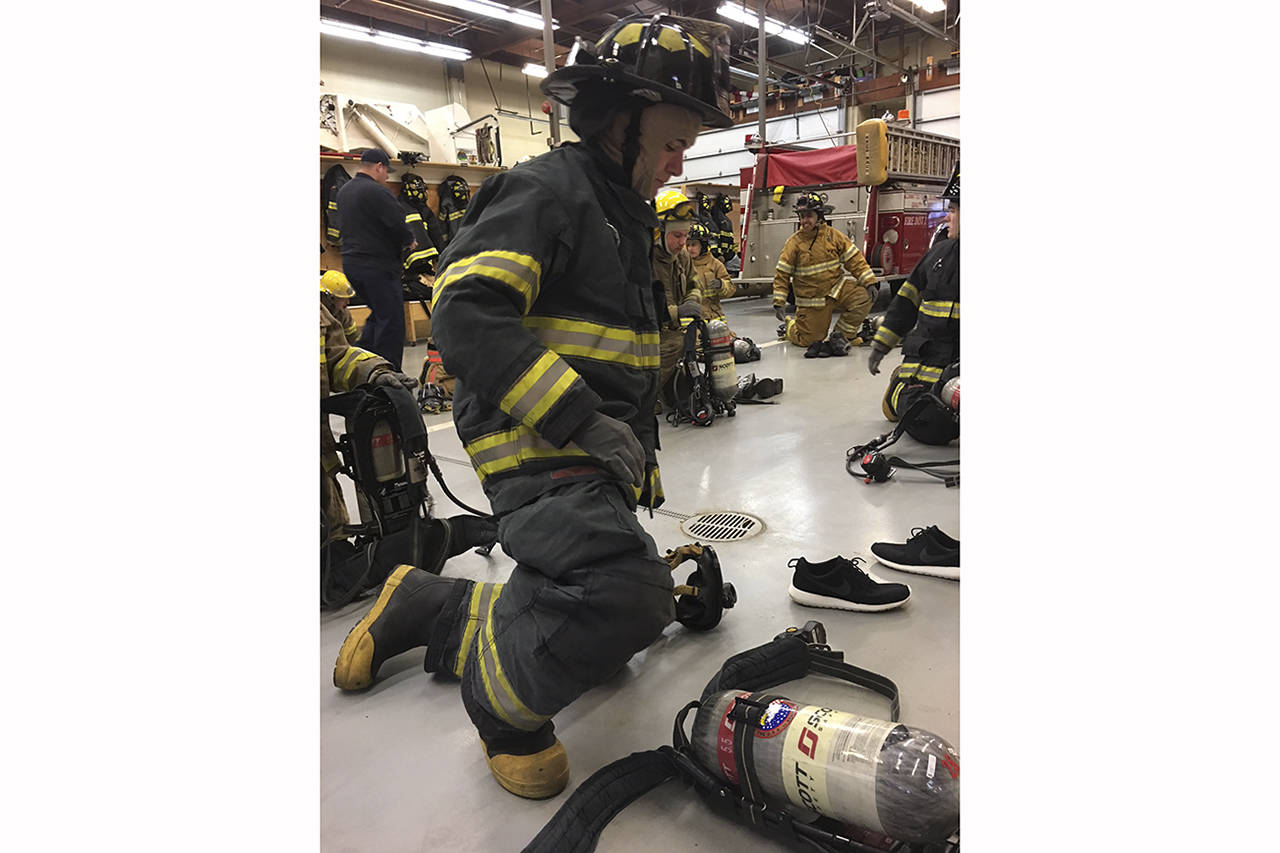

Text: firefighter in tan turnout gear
xmin=688 ymin=221 xmax=735 ymax=323
xmin=773 ymin=192 xmax=878 ymax=358
xmin=330 ymin=14 xmax=734 ymax=801
xmin=653 ymin=189 xmax=704 ymax=409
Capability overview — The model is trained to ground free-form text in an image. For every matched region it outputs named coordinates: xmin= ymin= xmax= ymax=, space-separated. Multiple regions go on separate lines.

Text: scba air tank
xmin=939 ymin=376 xmax=960 ymax=412
xmin=690 ymin=690 xmax=960 ymax=843
xmin=705 ymin=318 xmax=738 ymax=402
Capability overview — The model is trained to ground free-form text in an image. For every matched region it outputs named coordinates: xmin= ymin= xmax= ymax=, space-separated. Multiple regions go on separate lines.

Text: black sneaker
xmin=787 ymin=556 xmax=911 ymax=612
xmin=870 ymin=526 xmax=960 ymax=580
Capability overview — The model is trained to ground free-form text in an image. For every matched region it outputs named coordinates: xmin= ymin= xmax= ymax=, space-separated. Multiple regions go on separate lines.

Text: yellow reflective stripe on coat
xmin=919 ymin=299 xmax=959 ymax=319
xmin=404 ymin=212 xmax=422 ymax=224
xmin=776 ymin=259 xmax=796 ymax=274
xmin=795 ymin=295 xmax=827 ymax=308
xmin=405 ymin=247 xmax=439 ymax=268
xmin=874 ymin=325 xmax=902 ymax=348
xmin=335 ymin=347 xmax=379 ymax=388
xmin=792 ymin=258 xmax=843 ymax=277
xmin=454 ymin=582 xmax=503 ymax=678
xmin=498 ymin=351 xmax=579 ymax=427
xmin=327 ymin=201 xmax=337 ymax=211
xmin=326 ymin=228 xmax=341 ymax=240
xmin=447 ymin=210 xmax=465 ymax=221
xmin=896 ymin=281 xmax=921 ymax=307
xmin=477 ymin=598 xmax=548 ymax=729
xmin=917 ymin=365 xmax=945 ymax=382
xmin=523 ymin=315 xmax=660 ymax=369
xmin=320 ymin=334 xmax=327 ymax=363
xmin=465 ymin=425 xmax=590 ymax=481
xmin=432 ymin=250 xmax=542 ymax=314
xmin=839 ymin=244 xmax=857 ymax=263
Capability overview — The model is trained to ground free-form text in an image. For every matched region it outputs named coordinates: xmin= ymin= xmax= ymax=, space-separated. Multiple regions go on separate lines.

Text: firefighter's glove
xmin=374 ymin=370 xmax=419 ymax=391
xmin=867 ymin=343 xmax=890 ymax=376
xmin=571 ymin=412 xmax=645 ymax=487
xmin=678 ymin=302 xmax=702 ymax=320
xmin=668 ymin=304 xmax=681 ymax=324
xmin=773 ymin=303 xmax=787 ymax=322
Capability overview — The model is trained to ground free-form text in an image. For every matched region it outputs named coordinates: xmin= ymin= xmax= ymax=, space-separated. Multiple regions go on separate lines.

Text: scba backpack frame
xmin=665 ymin=316 xmax=736 ymax=427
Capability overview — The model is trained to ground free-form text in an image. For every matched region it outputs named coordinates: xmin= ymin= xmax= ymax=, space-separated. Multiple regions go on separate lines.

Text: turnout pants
xmin=784 ymin=281 xmax=873 ymax=348
xmin=343 ymin=258 xmax=405 ymax=370
xmin=428 ymin=479 xmax=674 ymax=743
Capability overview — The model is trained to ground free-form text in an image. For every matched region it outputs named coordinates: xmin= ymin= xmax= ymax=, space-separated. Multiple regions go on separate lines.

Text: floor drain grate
xmin=680 ymin=511 xmax=764 ymax=543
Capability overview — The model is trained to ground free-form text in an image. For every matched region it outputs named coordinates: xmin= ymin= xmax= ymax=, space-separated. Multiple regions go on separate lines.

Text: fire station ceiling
xmin=319 ymin=1 xmax=959 ymax=82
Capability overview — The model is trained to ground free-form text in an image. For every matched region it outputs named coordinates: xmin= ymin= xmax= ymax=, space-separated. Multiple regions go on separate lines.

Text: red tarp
xmin=761 ymin=146 xmax=858 ymax=187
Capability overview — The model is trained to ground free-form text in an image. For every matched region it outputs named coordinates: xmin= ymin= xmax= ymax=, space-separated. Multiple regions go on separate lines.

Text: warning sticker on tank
xmin=780 ymin=706 xmax=894 ymax=834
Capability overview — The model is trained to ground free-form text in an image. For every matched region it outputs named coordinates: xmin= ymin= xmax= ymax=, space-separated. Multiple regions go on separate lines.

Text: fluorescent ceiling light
xmin=716 ymin=3 xmax=810 ymax=45
xmin=909 ymin=1 xmax=948 ymax=13
xmin=522 ymin=63 xmax=548 ymax=78
xmin=321 ymin=19 xmax=471 ymax=61
xmin=430 ymin=0 xmax=557 ymax=32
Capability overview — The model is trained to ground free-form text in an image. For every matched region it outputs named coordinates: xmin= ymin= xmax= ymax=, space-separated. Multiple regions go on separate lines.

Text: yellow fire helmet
xmin=655 ymin=188 xmax=696 ymax=223
xmin=320 ymin=270 xmax=356 ymax=299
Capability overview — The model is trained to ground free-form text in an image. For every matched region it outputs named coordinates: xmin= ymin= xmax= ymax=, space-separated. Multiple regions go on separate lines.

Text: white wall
xmin=461 ymin=59 xmax=577 ymax=164
xmin=320 ymin=34 xmax=575 ymax=168
xmin=320 ymin=35 xmax=452 ymax=110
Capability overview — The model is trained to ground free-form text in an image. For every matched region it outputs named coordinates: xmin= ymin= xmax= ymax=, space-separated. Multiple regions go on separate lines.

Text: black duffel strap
xmin=521 ymin=749 xmax=679 ymax=853
xmin=809 ymin=653 xmax=901 ymax=723
xmin=700 ymin=634 xmax=900 ymax=723
xmin=699 ymin=635 xmax=811 ymax=701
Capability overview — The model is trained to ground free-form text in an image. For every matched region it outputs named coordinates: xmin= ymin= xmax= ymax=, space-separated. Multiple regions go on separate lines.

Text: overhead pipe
xmin=541 ymin=0 xmax=560 ymax=146
xmin=757 ymin=2 xmax=767 ymax=144
xmin=876 ymin=0 xmax=958 ymax=46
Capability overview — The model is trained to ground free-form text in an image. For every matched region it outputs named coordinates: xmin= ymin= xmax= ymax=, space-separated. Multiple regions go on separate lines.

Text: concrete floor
xmin=321 ymin=297 xmax=960 ymax=852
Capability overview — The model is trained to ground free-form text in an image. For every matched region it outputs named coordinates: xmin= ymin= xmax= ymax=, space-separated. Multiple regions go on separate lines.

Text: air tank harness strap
xmin=520 ymin=621 xmax=903 ymax=853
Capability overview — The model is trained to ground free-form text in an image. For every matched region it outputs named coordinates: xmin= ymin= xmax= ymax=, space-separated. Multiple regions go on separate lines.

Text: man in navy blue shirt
xmin=333 ymin=148 xmax=416 ymax=369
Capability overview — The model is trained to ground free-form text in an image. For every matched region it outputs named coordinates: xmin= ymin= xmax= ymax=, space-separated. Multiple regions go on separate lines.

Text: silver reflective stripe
xmin=525 ymin=318 xmax=659 ymax=368
xmin=795 ymin=296 xmax=828 ymax=308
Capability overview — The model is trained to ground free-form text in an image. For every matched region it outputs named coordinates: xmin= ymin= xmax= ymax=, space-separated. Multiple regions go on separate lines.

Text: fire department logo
xmin=754 ymin=699 xmax=797 ymax=739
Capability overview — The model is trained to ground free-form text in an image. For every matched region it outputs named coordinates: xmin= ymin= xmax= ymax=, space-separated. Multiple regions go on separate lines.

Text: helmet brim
xmin=542 ymin=65 xmax=733 ymax=129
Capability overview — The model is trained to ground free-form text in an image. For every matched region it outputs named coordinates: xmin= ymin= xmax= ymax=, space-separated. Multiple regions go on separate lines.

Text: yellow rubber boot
xmin=333 ymin=565 xmax=461 ymax=690
xmin=483 ymin=739 xmax=570 ymax=799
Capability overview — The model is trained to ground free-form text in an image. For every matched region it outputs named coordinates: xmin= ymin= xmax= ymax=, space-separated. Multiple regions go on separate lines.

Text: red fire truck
xmin=734 ymin=120 xmax=959 ymax=303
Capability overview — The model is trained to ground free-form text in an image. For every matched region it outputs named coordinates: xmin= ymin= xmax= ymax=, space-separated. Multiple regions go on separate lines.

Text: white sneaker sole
xmin=788 ymin=583 xmax=910 ymax=612
xmin=872 ymin=555 xmax=960 ymax=580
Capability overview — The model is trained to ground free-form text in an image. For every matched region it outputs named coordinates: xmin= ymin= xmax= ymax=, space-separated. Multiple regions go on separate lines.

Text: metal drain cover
xmin=679 ymin=511 xmax=764 ymax=543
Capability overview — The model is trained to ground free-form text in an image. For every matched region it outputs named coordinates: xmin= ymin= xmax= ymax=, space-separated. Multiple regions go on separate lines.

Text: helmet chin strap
xmin=598 ymin=103 xmax=703 ymax=198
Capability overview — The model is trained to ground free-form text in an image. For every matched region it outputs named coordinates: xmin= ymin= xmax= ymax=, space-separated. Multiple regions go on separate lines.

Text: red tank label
xmin=716 ymin=693 xmax=750 ymax=785
xmin=370 ymin=433 xmax=396 ymax=448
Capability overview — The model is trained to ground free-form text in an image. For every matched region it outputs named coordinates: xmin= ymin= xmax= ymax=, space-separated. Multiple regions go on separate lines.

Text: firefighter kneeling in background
xmin=654 ymin=189 xmax=705 ymax=410
xmin=773 ymin=192 xmax=878 ymax=358
xmin=868 ymin=162 xmax=960 ymax=442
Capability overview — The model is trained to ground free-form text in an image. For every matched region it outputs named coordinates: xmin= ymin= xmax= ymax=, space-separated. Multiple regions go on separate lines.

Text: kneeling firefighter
xmin=868 ymin=162 xmax=960 ymax=445
xmin=320 ymin=271 xmax=494 ymax=608
xmin=654 ymin=188 xmax=705 ymax=410
xmin=333 ymin=14 xmax=736 ymax=800
xmin=773 ymin=193 xmax=878 ymax=358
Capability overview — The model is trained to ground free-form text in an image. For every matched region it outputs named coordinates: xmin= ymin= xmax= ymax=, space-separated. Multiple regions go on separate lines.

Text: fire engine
xmin=733 ymin=119 xmax=959 ymax=307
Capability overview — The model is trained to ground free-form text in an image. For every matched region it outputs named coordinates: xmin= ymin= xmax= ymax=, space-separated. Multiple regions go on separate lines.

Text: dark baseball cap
xmin=360 ymin=148 xmax=391 ymax=166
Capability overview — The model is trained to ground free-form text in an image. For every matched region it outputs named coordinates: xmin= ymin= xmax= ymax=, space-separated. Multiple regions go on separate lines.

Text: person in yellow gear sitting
xmin=653 ymin=188 xmax=704 ymax=409
xmin=320 ymin=269 xmax=361 ymax=344
xmin=687 ymin=222 xmax=735 ymax=324
xmin=772 ymin=192 xmax=878 ymax=358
